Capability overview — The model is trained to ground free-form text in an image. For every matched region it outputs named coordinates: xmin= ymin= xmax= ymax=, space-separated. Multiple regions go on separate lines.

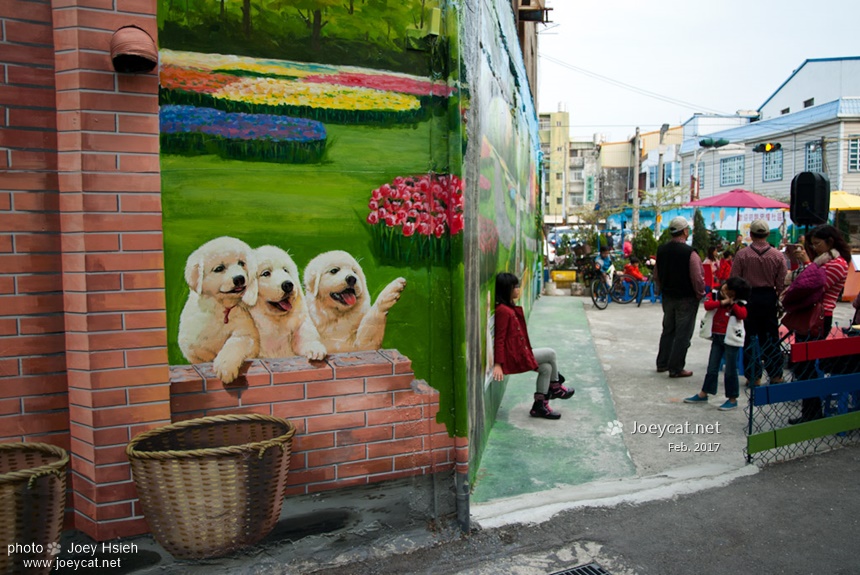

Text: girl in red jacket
xmin=684 ymin=276 xmax=751 ymax=411
xmin=492 ymin=272 xmax=573 ymax=419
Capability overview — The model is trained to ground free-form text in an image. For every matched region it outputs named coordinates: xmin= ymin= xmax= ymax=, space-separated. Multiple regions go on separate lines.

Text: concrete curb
xmin=471 ymin=461 xmax=759 ymax=528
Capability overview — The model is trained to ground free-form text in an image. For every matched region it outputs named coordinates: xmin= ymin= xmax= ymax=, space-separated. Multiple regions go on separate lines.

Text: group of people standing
xmin=655 ymin=216 xmax=850 ymax=420
xmin=493 ymin=217 xmax=851 ymax=423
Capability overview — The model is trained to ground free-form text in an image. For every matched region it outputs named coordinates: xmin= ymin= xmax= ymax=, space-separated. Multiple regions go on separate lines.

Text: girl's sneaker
xmin=683 ymin=394 xmax=708 ymax=404
xmin=718 ymin=400 xmax=738 ymax=411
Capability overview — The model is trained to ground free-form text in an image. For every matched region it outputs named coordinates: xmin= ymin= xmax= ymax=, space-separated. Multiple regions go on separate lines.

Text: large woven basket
xmin=0 ymin=442 xmax=69 ymax=575
xmin=126 ymin=414 xmax=295 ymax=560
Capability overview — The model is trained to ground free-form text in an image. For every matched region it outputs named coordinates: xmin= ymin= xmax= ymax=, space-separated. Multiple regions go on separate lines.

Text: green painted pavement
xmin=471 ymin=297 xmax=636 ymax=503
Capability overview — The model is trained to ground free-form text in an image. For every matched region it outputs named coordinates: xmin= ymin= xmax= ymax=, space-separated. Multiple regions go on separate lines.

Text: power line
xmin=540 ymin=54 xmax=732 ymax=116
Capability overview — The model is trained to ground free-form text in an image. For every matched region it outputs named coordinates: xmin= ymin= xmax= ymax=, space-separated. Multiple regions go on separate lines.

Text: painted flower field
xmin=159 ymin=50 xmax=454 ymax=131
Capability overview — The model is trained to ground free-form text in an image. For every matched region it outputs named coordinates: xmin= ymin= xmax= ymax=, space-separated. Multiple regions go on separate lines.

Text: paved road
xmin=310 ymin=442 xmax=860 ymax=575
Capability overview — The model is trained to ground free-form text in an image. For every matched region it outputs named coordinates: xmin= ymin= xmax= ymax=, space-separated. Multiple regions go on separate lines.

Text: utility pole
xmin=654 ymin=124 xmax=669 ymax=236
xmin=632 ymin=127 xmax=640 ymax=231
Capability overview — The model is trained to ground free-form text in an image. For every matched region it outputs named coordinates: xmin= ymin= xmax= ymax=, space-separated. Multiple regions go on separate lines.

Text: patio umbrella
xmin=829 ymin=190 xmax=860 ymax=211
xmin=685 ymin=188 xmax=789 ymax=209
xmin=684 ymin=188 xmax=789 ymax=240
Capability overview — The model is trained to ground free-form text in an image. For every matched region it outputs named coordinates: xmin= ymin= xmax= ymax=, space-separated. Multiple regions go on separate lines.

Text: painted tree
xmin=288 ymin=0 xmax=340 ymax=51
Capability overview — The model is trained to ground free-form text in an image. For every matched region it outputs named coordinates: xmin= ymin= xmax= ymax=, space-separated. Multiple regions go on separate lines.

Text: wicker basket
xmin=126 ymin=414 xmax=295 ymax=560
xmin=0 ymin=442 xmax=69 ymax=575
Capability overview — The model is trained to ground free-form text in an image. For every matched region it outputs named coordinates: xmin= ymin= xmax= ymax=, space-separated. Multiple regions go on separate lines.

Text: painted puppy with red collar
xmin=178 ymin=236 xmax=260 ymax=384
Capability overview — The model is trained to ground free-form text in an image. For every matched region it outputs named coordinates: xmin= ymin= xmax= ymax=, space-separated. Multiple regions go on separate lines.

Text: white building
xmin=678 ymin=57 xmax=860 ymax=202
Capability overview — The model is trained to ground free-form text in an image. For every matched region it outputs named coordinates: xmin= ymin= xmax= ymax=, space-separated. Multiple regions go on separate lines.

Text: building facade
xmin=539 ymin=109 xmax=599 ymax=224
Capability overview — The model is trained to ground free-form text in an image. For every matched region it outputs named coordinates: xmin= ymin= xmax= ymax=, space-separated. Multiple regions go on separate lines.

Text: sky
xmin=537 ymin=0 xmax=860 ymax=143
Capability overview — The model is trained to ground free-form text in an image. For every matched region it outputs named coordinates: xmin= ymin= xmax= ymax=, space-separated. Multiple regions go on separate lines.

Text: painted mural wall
xmin=157 ymin=0 xmax=465 ymax=431
xmin=463 ymin=0 xmax=542 ymax=476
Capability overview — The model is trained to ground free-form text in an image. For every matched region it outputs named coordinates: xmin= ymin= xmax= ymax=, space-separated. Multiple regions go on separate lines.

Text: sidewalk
xmin=471 ymin=294 xmax=749 ymax=527
xmin=472 ymin=294 xmax=856 ymax=526
xmin=471 ymin=296 xmax=636 ymax=505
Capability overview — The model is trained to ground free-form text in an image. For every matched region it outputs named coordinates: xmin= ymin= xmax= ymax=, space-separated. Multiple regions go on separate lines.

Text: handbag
xmin=698 ymin=308 xmax=716 ymax=340
xmin=781 ymin=300 xmax=825 ymax=336
xmin=725 ymin=314 xmax=746 ymax=347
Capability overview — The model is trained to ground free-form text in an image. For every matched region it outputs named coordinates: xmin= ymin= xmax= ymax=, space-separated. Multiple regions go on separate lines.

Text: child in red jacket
xmin=623 ymin=255 xmax=646 ymax=282
xmin=715 ymin=250 xmax=733 ymax=284
xmin=684 ymin=276 xmax=751 ymax=411
xmin=493 ymin=272 xmax=573 ymax=419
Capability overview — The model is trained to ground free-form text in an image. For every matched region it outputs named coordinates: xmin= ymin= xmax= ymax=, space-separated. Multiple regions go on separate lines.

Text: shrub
xmin=632 ymin=227 xmax=658 ymax=260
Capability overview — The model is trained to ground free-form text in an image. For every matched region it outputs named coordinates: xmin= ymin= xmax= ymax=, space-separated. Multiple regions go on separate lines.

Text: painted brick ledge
xmin=167 ymin=349 xmax=459 ymax=497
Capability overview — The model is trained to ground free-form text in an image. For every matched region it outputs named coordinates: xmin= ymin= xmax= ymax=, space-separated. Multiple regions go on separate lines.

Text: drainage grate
xmin=549 ymin=563 xmax=612 ymax=575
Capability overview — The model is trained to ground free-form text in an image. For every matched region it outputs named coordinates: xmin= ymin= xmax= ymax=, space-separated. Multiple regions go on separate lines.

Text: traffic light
xmin=753 ymin=142 xmax=781 ymax=153
xmin=699 ymin=138 xmax=730 ymax=148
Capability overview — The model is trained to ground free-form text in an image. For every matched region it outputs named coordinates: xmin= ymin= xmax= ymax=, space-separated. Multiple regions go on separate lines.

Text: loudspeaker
xmin=790 ymin=172 xmax=830 ymax=226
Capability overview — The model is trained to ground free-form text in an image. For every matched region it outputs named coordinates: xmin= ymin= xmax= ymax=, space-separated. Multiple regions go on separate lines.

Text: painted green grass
xmin=162 ymin=120 xmax=456 ymax=417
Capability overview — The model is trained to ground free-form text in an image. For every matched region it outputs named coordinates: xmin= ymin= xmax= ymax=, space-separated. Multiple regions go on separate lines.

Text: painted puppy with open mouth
xmin=249 ymin=245 xmax=326 ymax=360
xmin=303 ymin=250 xmax=406 ymax=353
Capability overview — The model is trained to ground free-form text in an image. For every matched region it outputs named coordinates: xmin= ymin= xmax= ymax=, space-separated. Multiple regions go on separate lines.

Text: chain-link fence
xmin=744 ymin=328 xmax=860 ymax=466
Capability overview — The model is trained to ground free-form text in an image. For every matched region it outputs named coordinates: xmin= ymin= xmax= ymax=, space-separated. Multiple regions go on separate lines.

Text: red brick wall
xmin=0 ymin=0 xmax=171 ymax=541
xmin=168 ymin=351 xmax=456 ymax=498
xmin=51 ymin=1 xmax=168 ymax=541
xmin=0 ymin=0 xmax=68 ymax=446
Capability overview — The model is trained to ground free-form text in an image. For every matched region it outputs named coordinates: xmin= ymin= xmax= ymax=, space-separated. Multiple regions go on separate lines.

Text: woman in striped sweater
xmin=789 ymin=224 xmax=851 ymax=423
xmin=810 ymin=225 xmax=850 ymax=330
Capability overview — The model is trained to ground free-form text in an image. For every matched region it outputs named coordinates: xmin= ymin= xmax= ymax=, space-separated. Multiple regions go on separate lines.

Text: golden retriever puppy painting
xmin=249 ymin=245 xmax=326 ymax=360
xmin=304 ymin=250 xmax=406 ymax=353
xmin=178 ymin=236 xmax=260 ymax=384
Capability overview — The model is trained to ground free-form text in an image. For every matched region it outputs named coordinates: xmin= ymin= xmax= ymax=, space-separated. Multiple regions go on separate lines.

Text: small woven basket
xmin=126 ymin=414 xmax=295 ymax=560
xmin=0 ymin=442 xmax=69 ymax=575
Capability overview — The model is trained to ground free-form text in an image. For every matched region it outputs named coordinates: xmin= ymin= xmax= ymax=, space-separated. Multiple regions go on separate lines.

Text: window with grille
xmin=849 ymin=137 xmax=860 ymax=172
xmin=720 ymin=155 xmax=744 ymax=186
xmin=805 ymin=141 xmax=823 ymax=172
xmin=763 ymin=149 xmax=783 ymax=182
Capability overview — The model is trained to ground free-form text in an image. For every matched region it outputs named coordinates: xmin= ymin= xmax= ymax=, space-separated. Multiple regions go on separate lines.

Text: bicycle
xmin=635 ymin=260 xmax=659 ymax=307
xmin=635 ymin=276 xmax=655 ymax=306
xmin=590 ymin=275 xmax=611 ymax=309
xmin=609 ymin=274 xmax=639 ymax=304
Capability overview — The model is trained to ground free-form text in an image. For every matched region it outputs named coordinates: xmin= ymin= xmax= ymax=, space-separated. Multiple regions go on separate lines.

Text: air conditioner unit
xmin=518 ymin=0 xmax=551 ymax=23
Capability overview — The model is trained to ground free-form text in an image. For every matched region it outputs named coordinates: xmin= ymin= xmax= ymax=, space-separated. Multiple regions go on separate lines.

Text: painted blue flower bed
xmin=159 ymin=105 xmax=327 ymax=163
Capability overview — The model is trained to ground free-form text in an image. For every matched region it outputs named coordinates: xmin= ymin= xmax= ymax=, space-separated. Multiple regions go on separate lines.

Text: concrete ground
xmin=62 ymin=294 xmax=858 ymax=574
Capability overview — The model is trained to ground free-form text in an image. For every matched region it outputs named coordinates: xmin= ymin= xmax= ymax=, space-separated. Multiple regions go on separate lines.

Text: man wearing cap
xmin=654 ymin=216 xmax=706 ymax=378
xmin=730 ymin=219 xmax=787 ymax=385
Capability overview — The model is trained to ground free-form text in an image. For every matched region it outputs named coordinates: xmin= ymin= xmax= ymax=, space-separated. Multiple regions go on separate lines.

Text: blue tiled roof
xmin=679 ymin=98 xmax=860 ymax=154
